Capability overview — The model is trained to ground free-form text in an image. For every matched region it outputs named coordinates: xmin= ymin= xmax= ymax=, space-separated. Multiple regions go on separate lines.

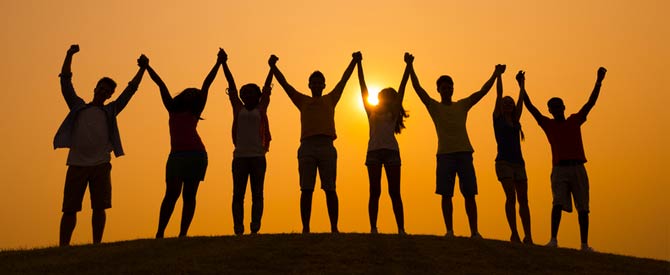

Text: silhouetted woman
xmin=146 ymin=49 xmax=223 ymax=238
xmin=356 ymin=52 xmax=411 ymax=234
xmin=492 ymin=70 xmax=533 ymax=244
xmin=221 ymin=50 xmax=274 ymax=235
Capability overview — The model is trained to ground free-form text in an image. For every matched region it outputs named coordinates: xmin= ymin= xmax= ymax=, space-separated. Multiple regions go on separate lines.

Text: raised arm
xmin=329 ymin=52 xmax=360 ymax=104
xmin=112 ymin=55 xmax=147 ymax=114
xmin=407 ymin=54 xmax=431 ymax=106
xmin=59 ymin=45 xmax=84 ymax=110
xmin=144 ymin=57 xmax=173 ymax=111
xmin=518 ymin=71 xmax=546 ymax=124
xmin=199 ymin=48 xmax=224 ymax=105
xmin=514 ymin=71 xmax=525 ymax=122
xmin=220 ymin=48 xmax=242 ymax=111
xmin=493 ymin=70 xmax=504 ymax=118
xmin=259 ymin=55 xmax=277 ymax=109
xmin=468 ymin=64 xmax=505 ymax=106
xmin=269 ymin=55 xmax=306 ymax=107
xmin=355 ymin=52 xmax=371 ymax=114
xmin=394 ymin=53 xmax=412 ymax=111
xmin=577 ymin=67 xmax=607 ymax=119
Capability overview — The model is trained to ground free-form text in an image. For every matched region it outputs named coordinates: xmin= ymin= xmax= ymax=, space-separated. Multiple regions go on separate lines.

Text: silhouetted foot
xmin=545 ymin=238 xmax=558 ymax=248
xmin=371 ymin=227 xmax=378 ymax=234
xmin=471 ymin=232 xmax=483 ymax=239
xmin=510 ymin=233 xmax=521 ymax=243
xmin=581 ymin=243 xmax=595 ymax=252
xmin=398 ymin=229 xmax=406 ymax=236
xmin=302 ymin=227 xmax=310 ymax=234
xmin=523 ymin=236 xmax=534 ymax=245
xmin=155 ymin=232 xmax=164 ymax=239
xmin=331 ymin=228 xmax=339 ymax=234
xmin=445 ymin=230 xmax=455 ymax=238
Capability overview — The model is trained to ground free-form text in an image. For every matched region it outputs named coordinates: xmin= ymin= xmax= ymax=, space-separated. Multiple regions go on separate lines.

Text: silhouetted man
xmin=54 ymin=45 xmax=146 ymax=246
xmin=407 ymin=55 xmax=505 ymax=238
xmin=270 ymin=52 xmax=359 ymax=233
xmin=521 ymin=67 xmax=607 ymax=251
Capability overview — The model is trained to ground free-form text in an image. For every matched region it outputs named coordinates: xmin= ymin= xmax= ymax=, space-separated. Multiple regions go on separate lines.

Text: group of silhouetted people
xmin=54 ymin=45 xmax=607 ymax=252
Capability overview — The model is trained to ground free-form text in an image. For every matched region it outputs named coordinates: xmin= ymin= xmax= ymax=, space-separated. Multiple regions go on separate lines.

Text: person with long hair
xmin=356 ymin=52 xmax=411 ymax=235
xmin=145 ymin=49 xmax=224 ymax=238
xmin=493 ymin=70 xmax=532 ymax=244
xmin=221 ymin=50 xmax=275 ymax=235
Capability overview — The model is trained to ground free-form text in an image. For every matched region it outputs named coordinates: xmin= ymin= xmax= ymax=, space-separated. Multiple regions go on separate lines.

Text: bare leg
xmin=367 ymin=164 xmax=382 ymax=233
xmin=300 ymin=190 xmax=313 ymax=233
xmin=578 ymin=210 xmax=589 ymax=245
xmin=500 ymin=179 xmax=520 ymax=242
xmin=385 ymin=165 xmax=405 ymax=234
xmin=441 ymin=196 xmax=453 ymax=235
xmin=515 ymin=179 xmax=532 ymax=244
xmin=464 ymin=195 xmax=479 ymax=237
xmin=550 ymin=204 xmax=562 ymax=240
xmin=59 ymin=212 xmax=77 ymax=246
xmin=156 ymin=178 xmax=182 ymax=238
xmin=92 ymin=209 xmax=106 ymax=244
xmin=325 ymin=190 xmax=339 ymax=233
xmin=179 ymin=180 xmax=201 ymax=237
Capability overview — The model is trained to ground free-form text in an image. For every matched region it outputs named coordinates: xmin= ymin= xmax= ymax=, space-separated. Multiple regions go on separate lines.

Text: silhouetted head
xmin=240 ymin=83 xmax=262 ymax=109
xmin=501 ymin=96 xmax=516 ymax=115
xmin=436 ymin=75 xmax=454 ymax=100
xmin=547 ymin=97 xmax=565 ymax=119
xmin=173 ymin=88 xmax=205 ymax=118
xmin=308 ymin=71 xmax=326 ymax=97
xmin=92 ymin=77 xmax=117 ymax=103
xmin=377 ymin=88 xmax=398 ymax=108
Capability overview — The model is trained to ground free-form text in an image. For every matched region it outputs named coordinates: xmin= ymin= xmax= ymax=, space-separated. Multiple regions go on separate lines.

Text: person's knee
xmin=578 ymin=210 xmax=589 ymax=218
xmin=251 ymin=191 xmax=264 ymax=201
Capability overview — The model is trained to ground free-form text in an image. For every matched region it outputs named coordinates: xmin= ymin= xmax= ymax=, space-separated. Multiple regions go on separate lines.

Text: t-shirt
xmin=169 ymin=112 xmax=206 ymax=152
xmin=67 ymin=106 xmax=112 ymax=166
xmin=295 ymin=93 xmax=337 ymax=140
xmin=539 ymin=113 xmax=587 ymax=165
xmin=367 ymin=110 xmax=399 ymax=151
xmin=426 ymin=97 xmax=475 ymax=154
xmin=233 ymin=108 xmax=265 ymax=157
xmin=493 ymin=116 xmax=525 ymax=164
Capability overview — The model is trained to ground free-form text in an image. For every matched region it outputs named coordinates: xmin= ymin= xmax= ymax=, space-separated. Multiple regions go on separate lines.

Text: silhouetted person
xmin=522 ymin=67 xmax=607 ymax=251
xmin=221 ymin=50 xmax=275 ymax=235
xmin=407 ymin=55 xmax=505 ymax=238
xmin=270 ymin=52 xmax=359 ymax=233
xmin=146 ymin=49 xmax=223 ymax=238
xmin=493 ymin=70 xmax=533 ymax=244
xmin=54 ymin=45 xmax=146 ymax=246
xmin=356 ymin=52 xmax=410 ymax=235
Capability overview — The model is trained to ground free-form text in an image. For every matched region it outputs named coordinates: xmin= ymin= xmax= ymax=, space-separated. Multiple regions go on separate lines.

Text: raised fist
xmin=67 ymin=44 xmax=80 ymax=55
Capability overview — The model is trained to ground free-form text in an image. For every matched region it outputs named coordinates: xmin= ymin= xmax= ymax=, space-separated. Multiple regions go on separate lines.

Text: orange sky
xmin=1 ymin=0 xmax=668 ymax=260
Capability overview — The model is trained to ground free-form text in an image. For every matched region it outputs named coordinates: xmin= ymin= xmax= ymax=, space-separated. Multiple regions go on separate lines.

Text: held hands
xmin=494 ymin=64 xmax=506 ymax=75
xmin=67 ymin=44 xmax=80 ymax=55
xmin=597 ymin=67 xmax=607 ymax=82
xmin=269 ymin=55 xmax=278 ymax=67
xmin=352 ymin=51 xmax=362 ymax=63
xmin=516 ymin=70 xmax=525 ymax=84
xmin=218 ymin=48 xmax=227 ymax=64
xmin=137 ymin=54 xmax=149 ymax=68
xmin=404 ymin=52 xmax=414 ymax=64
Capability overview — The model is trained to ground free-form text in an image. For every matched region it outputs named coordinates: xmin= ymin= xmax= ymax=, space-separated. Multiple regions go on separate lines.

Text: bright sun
xmin=366 ymin=85 xmax=380 ymax=106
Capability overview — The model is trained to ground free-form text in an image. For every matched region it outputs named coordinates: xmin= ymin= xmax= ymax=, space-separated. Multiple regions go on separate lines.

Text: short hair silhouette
xmin=436 ymin=75 xmax=453 ymax=87
xmin=97 ymin=77 xmax=117 ymax=90
xmin=309 ymin=71 xmax=325 ymax=82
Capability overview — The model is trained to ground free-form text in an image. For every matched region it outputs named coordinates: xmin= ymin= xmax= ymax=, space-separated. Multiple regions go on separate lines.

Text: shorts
xmin=495 ymin=160 xmax=527 ymax=181
xmin=365 ymin=149 xmax=401 ymax=166
xmin=551 ymin=164 xmax=589 ymax=213
xmin=435 ymin=152 xmax=478 ymax=197
xmin=62 ymin=163 xmax=112 ymax=212
xmin=166 ymin=151 xmax=208 ymax=182
xmin=298 ymin=136 xmax=337 ymax=191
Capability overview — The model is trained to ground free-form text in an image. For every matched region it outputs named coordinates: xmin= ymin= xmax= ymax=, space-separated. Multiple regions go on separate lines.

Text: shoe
xmin=445 ymin=231 xmax=455 ymax=238
xmin=471 ymin=233 xmax=483 ymax=239
xmin=522 ymin=236 xmax=534 ymax=245
xmin=581 ymin=244 xmax=595 ymax=252
xmin=510 ymin=234 xmax=521 ymax=243
xmin=398 ymin=229 xmax=406 ymax=236
xmin=371 ymin=228 xmax=378 ymax=234
xmin=545 ymin=239 xmax=558 ymax=248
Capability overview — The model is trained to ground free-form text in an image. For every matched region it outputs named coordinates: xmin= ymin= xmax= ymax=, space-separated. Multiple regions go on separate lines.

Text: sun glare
xmin=367 ymin=85 xmax=380 ymax=106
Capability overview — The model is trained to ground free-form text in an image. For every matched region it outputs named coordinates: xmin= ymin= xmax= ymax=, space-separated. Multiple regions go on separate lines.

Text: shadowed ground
xmin=1 ymin=233 xmax=667 ymax=274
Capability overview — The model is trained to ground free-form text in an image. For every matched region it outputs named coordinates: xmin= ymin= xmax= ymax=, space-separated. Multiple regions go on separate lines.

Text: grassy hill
xmin=1 ymin=233 xmax=667 ymax=274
